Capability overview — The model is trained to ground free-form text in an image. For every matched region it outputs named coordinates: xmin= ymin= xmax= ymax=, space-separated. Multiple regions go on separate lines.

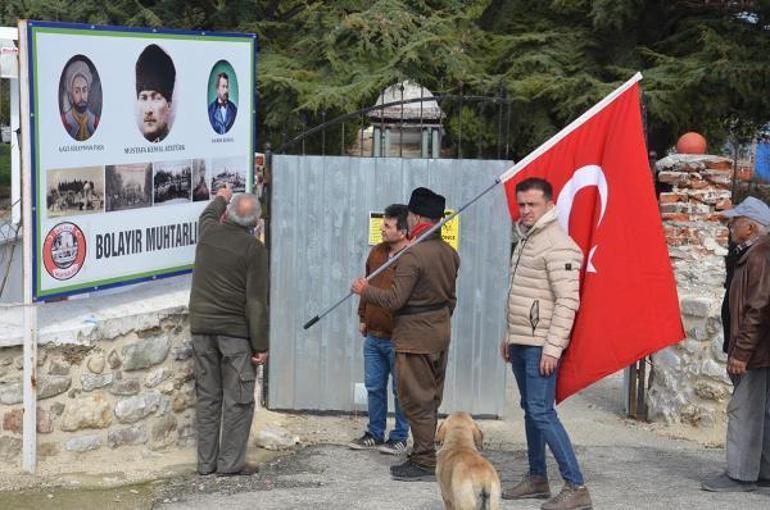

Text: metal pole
xmin=11 ymin=76 xmax=21 ymax=224
xmin=359 ymin=105 xmax=364 ymax=157
xmin=18 ymin=20 xmax=37 ymax=473
xmin=399 ymin=83 xmax=404 ymax=158
xmin=458 ymin=84 xmax=463 ymax=159
xmin=303 ymin=177 xmax=501 ymax=329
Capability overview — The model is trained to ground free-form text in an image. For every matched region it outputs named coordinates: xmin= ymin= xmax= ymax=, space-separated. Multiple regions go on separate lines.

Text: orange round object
xmin=676 ymin=132 xmax=707 ymax=154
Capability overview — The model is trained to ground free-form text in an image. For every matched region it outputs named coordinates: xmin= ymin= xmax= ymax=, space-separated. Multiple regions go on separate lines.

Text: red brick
xmin=659 ymin=192 xmax=684 ymax=204
xmin=715 ymin=198 xmax=732 ymax=210
xmin=662 ymin=213 xmax=690 ymax=222
xmin=704 ymin=159 xmax=733 ymax=171
xmin=688 ymin=179 xmax=710 ymax=190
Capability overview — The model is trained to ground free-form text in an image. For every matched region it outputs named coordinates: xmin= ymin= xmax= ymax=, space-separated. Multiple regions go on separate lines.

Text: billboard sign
xmin=19 ymin=21 xmax=256 ymax=300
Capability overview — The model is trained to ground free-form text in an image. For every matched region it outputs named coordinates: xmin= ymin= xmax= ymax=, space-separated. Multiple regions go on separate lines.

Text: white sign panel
xmin=22 ymin=21 xmax=256 ymax=300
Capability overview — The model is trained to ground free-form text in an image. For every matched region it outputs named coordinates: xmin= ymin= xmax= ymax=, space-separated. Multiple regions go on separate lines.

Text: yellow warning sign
xmin=367 ymin=210 xmax=460 ymax=250
xmin=441 ymin=209 xmax=460 ymax=251
xmin=368 ymin=212 xmax=385 ymax=245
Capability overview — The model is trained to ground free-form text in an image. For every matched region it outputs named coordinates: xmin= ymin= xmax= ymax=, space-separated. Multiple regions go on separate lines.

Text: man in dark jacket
xmin=189 ymin=183 xmax=269 ymax=476
xmin=348 ymin=204 xmax=410 ymax=455
xmin=703 ymin=196 xmax=770 ymax=492
xmin=352 ymin=187 xmax=460 ymax=481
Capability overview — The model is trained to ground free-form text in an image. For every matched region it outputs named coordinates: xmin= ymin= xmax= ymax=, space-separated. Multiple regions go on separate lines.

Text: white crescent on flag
xmin=555 ymin=165 xmax=608 ymax=273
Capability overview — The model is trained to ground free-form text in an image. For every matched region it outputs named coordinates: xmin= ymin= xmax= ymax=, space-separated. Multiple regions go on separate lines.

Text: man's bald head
xmin=227 ymin=193 xmax=260 ymax=228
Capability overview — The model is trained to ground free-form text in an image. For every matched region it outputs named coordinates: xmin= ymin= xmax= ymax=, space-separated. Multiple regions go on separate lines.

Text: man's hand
xmin=216 ymin=182 xmax=233 ymax=202
xmin=351 ymin=277 xmax=368 ymax=295
xmin=727 ymin=356 xmax=747 ymax=375
xmin=540 ymin=354 xmax=559 ymax=376
xmin=251 ymin=351 xmax=269 ymax=365
xmin=359 ymin=322 xmax=366 ymax=336
xmin=499 ymin=340 xmax=510 ymax=363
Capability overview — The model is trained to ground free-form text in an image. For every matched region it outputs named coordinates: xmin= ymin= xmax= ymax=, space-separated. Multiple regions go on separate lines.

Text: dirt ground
xmin=0 ymin=373 xmax=734 ymax=509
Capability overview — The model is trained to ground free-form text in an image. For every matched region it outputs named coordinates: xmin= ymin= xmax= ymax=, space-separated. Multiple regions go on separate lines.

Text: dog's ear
xmin=472 ymin=423 xmax=484 ymax=450
xmin=435 ymin=421 xmax=446 ymax=445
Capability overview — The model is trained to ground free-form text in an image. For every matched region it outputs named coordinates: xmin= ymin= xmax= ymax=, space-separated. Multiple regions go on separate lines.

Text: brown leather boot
xmin=540 ymin=484 xmax=592 ymax=510
xmin=501 ymin=474 xmax=551 ymax=500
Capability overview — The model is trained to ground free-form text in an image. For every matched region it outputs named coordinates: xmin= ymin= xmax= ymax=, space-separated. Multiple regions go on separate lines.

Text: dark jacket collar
xmin=737 ymin=234 xmax=770 ymax=266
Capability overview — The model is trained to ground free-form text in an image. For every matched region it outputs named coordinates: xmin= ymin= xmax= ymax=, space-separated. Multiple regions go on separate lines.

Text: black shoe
xmin=378 ymin=438 xmax=408 ymax=456
xmin=217 ymin=463 xmax=259 ymax=477
xmin=348 ymin=432 xmax=383 ymax=450
xmin=758 ymin=478 xmax=770 ymax=488
xmin=701 ymin=473 xmax=756 ymax=492
xmin=390 ymin=460 xmax=435 ymax=481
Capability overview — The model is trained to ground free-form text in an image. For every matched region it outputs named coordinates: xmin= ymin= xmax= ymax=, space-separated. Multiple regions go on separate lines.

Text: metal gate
xmin=268 ymin=155 xmax=511 ymax=416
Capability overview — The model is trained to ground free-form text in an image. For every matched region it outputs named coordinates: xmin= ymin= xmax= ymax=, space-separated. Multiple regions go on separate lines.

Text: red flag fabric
xmin=501 ymin=76 xmax=684 ymax=402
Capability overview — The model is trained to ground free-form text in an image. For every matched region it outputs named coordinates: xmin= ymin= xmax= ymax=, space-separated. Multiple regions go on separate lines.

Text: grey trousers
xmin=192 ymin=334 xmax=256 ymax=474
xmin=726 ymin=367 xmax=770 ymax=481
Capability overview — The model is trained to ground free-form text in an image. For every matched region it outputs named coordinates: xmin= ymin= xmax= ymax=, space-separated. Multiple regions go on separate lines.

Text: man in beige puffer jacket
xmin=499 ymin=178 xmax=592 ymax=510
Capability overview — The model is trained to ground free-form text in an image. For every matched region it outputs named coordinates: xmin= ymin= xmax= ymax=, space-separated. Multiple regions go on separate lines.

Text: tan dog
xmin=435 ymin=412 xmax=501 ymax=510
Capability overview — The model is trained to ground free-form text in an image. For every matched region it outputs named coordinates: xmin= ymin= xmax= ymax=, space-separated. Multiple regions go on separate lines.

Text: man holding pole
xmin=352 ymin=187 xmax=460 ymax=481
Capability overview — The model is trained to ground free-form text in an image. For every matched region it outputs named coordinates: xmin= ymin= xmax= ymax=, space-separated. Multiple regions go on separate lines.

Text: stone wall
xmin=647 ymin=154 xmax=734 ymax=426
xmin=0 ymin=286 xmax=197 ymax=465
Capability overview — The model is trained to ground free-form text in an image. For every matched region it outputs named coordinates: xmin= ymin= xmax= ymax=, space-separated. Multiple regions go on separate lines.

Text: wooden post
xmin=626 ymin=363 xmax=638 ymax=418
xmin=17 ymin=19 xmax=37 ymax=474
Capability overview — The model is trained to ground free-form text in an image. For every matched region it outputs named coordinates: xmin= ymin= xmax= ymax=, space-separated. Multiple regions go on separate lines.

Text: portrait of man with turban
xmin=135 ymin=44 xmax=176 ymax=143
xmin=58 ymin=55 xmax=102 ymax=142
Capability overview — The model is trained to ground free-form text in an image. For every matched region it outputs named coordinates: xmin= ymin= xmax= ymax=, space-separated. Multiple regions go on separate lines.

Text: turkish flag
xmin=501 ymin=76 xmax=684 ymax=402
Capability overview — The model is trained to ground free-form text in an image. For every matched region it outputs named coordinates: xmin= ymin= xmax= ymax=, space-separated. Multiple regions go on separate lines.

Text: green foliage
xmin=0 ymin=143 xmax=10 ymax=187
xmin=2 ymin=0 xmax=770 ymax=158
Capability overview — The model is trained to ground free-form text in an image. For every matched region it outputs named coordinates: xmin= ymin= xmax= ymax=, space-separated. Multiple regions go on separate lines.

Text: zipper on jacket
xmin=509 ymin=235 xmax=530 ymax=286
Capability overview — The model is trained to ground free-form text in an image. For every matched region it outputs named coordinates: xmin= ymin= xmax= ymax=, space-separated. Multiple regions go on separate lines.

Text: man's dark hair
xmin=515 ymin=177 xmax=553 ymax=201
xmin=217 ymin=72 xmax=229 ymax=86
xmin=384 ymin=203 xmax=409 ymax=232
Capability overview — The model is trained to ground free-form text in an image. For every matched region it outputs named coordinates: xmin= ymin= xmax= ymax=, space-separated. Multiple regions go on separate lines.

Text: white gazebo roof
xmin=368 ymin=80 xmax=444 ymax=122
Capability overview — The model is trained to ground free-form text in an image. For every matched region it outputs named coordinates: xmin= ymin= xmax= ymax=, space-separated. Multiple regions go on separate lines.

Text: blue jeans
xmin=509 ymin=344 xmax=584 ymax=486
xmin=364 ymin=335 xmax=409 ymax=442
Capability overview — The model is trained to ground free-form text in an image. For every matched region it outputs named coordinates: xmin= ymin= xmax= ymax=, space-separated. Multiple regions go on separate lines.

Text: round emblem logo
xmin=43 ymin=222 xmax=87 ymax=280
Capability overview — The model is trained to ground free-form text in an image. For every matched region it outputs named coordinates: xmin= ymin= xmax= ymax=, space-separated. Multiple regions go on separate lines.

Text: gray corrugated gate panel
xmin=269 ymin=155 xmax=512 ymax=416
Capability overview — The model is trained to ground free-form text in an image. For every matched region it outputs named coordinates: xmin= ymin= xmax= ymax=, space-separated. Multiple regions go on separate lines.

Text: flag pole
xmin=302 ymin=178 xmax=501 ymax=330
xmin=303 ymin=72 xmax=644 ymax=330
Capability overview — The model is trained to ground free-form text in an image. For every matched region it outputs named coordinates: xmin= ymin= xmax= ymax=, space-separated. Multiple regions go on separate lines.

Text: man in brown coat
xmin=703 ymin=196 xmax=770 ymax=492
xmin=352 ymin=187 xmax=460 ymax=481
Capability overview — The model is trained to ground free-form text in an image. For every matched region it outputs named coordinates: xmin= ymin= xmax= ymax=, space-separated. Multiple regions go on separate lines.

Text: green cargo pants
xmin=192 ymin=334 xmax=256 ymax=474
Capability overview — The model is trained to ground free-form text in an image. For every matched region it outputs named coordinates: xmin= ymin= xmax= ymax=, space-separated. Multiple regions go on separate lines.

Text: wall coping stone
xmin=0 ymin=275 xmax=191 ymax=348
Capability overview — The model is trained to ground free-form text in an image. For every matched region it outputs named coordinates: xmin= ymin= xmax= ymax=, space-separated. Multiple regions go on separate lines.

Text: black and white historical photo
xmin=105 ymin=163 xmax=153 ymax=212
xmin=46 ymin=166 xmax=105 ymax=217
xmin=211 ymin=156 xmax=247 ymax=194
xmin=192 ymin=159 xmax=211 ymax=202
xmin=153 ymin=160 xmax=192 ymax=205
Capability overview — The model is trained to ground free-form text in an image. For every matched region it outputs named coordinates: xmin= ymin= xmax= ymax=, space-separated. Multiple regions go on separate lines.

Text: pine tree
xmin=2 ymin=0 xmax=770 ymax=157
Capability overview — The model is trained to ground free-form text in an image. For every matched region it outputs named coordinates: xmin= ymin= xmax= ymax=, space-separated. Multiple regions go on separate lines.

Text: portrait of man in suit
xmin=208 ymin=71 xmax=238 ymax=135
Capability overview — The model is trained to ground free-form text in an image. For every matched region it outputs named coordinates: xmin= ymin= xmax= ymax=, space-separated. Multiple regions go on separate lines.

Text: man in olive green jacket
xmin=353 ymin=187 xmax=460 ymax=481
xmin=189 ymin=183 xmax=269 ymax=476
